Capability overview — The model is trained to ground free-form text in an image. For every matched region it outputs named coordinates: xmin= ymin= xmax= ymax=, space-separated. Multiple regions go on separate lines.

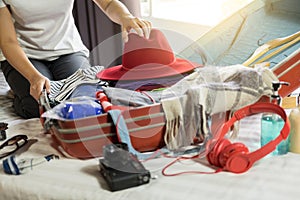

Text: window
xmin=141 ymin=0 xmax=254 ymax=26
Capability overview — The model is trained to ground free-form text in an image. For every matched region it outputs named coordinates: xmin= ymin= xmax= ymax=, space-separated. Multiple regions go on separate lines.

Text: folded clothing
xmin=161 ymin=65 xmax=278 ymax=150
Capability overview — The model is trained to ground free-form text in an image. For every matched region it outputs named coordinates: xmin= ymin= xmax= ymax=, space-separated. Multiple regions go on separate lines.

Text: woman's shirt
xmin=0 ymin=0 xmax=89 ymax=61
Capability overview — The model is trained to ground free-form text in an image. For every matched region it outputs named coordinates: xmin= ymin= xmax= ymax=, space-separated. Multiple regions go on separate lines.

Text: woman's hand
xmin=94 ymin=0 xmax=152 ymax=42
xmin=120 ymin=14 xmax=152 ymax=42
xmin=29 ymin=74 xmax=51 ymax=102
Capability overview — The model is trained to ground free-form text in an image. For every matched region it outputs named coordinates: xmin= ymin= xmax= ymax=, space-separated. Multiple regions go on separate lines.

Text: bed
xmin=1 ymin=69 xmax=300 ymax=200
xmin=1 ymin=0 xmax=300 ymax=199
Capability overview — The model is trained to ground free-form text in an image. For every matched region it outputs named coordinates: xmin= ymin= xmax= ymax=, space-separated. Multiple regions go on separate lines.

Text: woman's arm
xmin=92 ymin=0 xmax=152 ymax=42
xmin=0 ymin=7 xmax=50 ymax=100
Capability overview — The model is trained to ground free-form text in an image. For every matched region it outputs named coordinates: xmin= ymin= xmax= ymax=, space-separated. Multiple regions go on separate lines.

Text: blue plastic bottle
xmin=261 ymin=114 xmax=288 ymax=155
xmin=260 ymin=81 xmax=290 ymax=156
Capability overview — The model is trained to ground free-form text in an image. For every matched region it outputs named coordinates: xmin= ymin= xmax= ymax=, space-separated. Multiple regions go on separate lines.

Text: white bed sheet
xmin=1 ymin=70 xmax=300 ymax=200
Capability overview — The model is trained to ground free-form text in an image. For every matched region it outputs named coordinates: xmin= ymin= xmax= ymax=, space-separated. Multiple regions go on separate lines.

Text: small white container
xmin=289 ymin=105 xmax=300 ymax=153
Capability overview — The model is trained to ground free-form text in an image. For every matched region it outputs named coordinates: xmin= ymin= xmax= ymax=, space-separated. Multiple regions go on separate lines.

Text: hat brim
xmin=97 ymin=58 xmax=198 ymax=81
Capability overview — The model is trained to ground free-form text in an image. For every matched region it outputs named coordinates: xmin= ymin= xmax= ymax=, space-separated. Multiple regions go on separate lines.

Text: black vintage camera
xmin=99 ymin=143 xmax=151 ymax=192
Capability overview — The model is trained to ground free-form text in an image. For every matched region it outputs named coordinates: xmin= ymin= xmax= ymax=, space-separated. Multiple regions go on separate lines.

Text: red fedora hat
xmin=97 ymin=29 xmax=198 ymax=81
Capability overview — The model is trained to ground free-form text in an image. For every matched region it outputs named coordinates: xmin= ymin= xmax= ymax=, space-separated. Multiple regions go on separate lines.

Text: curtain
xmin=73 ymin=0 xmax=141 ymax=67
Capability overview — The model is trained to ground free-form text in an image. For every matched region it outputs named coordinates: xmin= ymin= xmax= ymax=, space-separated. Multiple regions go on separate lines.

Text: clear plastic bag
xmin=41 ymin=96 xmax=103 ymax=120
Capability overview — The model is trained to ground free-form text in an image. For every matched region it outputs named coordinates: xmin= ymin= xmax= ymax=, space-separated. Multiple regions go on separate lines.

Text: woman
xmin=0 ymin=0 xmax=151 ymax=118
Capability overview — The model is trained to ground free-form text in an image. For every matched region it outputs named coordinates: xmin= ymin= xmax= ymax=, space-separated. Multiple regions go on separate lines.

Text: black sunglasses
xmin=0 ymin=134 xmax=28 ymax=159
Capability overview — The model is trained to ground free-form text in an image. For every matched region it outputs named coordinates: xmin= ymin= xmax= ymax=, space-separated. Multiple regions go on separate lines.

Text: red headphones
xmin=206 ymin=102 xmax=290 ymax=173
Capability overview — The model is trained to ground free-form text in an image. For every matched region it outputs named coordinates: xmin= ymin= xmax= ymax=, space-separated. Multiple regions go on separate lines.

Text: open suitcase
xmin=41 ymin=101 xmax=166 ymax=159
xmin=41 ymin=0 xmax=300 ymax=159
xmin=181 ymin=0 xmax=300 ymax=97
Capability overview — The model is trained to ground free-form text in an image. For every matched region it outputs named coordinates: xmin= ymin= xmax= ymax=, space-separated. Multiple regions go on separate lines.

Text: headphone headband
xmin=220 ymin=102 xmax=289 ymax=140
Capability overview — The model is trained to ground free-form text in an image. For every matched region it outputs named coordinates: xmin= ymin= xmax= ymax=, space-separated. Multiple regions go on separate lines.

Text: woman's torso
xmin=0 ymin=0 xmax=89 ymax=61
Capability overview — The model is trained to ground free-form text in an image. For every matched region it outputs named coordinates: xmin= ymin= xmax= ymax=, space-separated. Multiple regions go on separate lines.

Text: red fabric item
xmin=97 ymin=28 xmax=199 ymax=81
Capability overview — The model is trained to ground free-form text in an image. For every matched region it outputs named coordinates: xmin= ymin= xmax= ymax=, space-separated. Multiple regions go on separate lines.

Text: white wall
xmin=143 ymin=17 xmax=211 ymax=54
xmin=144 ymin=17 xmax=211 ymax=41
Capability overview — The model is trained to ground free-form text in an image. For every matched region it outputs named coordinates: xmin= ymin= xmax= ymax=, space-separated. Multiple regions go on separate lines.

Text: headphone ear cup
xmin=207 ymin=139 xmax=231 ymax=167
xmin=218 ymin=142 xmax=249 ymax=169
